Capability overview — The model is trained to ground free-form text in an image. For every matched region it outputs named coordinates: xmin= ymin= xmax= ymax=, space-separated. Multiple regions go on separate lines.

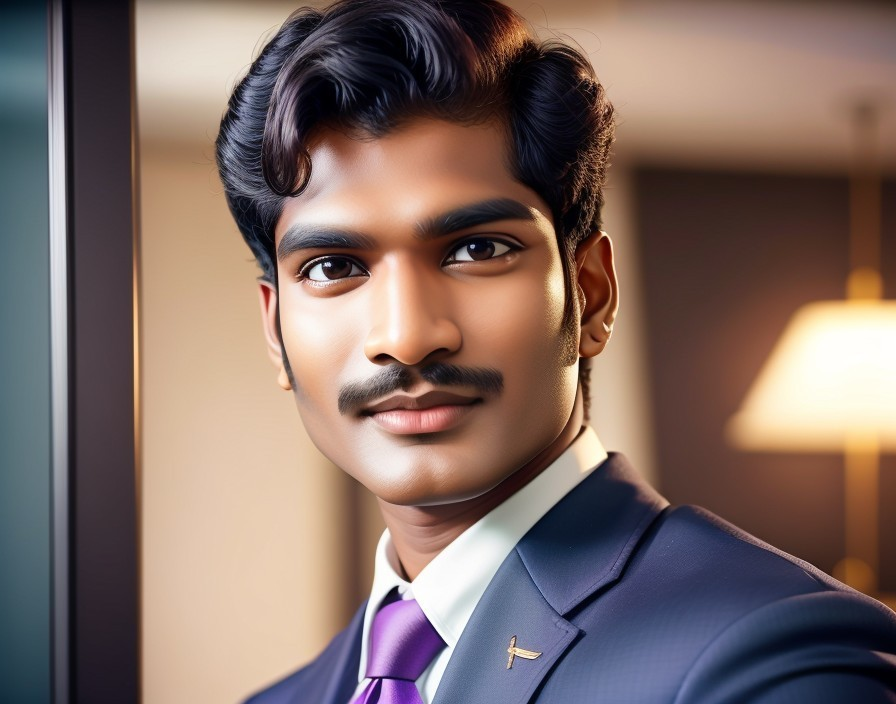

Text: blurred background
xmin=133 ymin=0 xmax=896 ymax=702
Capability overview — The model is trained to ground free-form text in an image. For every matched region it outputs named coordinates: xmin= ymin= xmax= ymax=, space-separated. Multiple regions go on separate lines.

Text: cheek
xmin=471 ymin=263 xmax=568 ymax=357
xmin=279 ymin=297 xmax=357 ymax=399
xmin=278 ymin=305 xmax=358 ymax=464
xmin=461 ymin=264 xmax=575 ymax=409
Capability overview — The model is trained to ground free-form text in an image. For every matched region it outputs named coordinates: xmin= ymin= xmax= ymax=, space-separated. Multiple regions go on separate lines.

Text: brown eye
xmin=302 ymin=256 xmax=366 ymax=282
xmin=447 ymin=238 xmax=512 ymax=263
xmin=465 ymin=240 xmax=495 ymax=260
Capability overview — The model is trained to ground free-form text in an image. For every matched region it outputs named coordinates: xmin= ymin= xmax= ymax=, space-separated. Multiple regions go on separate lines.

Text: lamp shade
xmin=728 ymin=300 xmax=896 ymax=451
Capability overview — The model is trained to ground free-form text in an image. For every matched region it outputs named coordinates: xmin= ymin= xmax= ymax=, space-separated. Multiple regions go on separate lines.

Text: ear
xmin=575 ymin=231 xmax=619 ymax=359
xmin=258 ymin=280 xmax=293 ymax=391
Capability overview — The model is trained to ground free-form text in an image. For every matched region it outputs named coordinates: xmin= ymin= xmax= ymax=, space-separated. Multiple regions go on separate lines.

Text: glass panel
xmin=0 ymin=1 xmax=52 ymax=702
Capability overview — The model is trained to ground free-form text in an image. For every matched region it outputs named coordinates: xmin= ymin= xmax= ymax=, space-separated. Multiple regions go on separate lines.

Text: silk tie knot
xmin=365 ymin=598 xmax=445 ymax=682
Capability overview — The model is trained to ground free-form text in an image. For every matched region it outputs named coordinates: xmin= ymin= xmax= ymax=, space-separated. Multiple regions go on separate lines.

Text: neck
xmin=378 ymin=395 xmax=585 ymax=581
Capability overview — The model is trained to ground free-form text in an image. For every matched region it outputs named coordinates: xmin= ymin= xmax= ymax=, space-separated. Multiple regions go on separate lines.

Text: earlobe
xmin=276 ymin=366 xmax=292 ymax=392
xmin=258 ymin=280 xmax=293 ymax=391
xmin=575 ymin=231 xmax=619 ymax=359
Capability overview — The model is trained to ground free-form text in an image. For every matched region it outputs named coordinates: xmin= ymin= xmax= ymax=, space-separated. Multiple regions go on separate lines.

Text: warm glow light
xmin=728 ymin=300 xmax=896 ymax=451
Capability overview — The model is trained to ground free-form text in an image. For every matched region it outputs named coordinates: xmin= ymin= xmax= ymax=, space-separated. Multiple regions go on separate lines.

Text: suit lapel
xmin=516 ymin=453 xmax=669 ymax=615
xmin=317 ymin=603 xmax=366 ymax=704
xmin=433 ymin=454 xmax=668 ymax=704
xmin=432 ymin=550 xmax=579 ymax=704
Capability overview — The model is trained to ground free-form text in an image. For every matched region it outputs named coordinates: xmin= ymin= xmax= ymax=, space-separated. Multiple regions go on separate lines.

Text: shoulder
xmin=632 ymin=504 xmax=896 ymax=645
xmin=555 ymin=504 xmax=896 ymax=702
xmin=242 ymin=632 xmax=351 ymax=704
xmin=242 ymin=606 xmax=364 ymax=704
xmin=661 ymin=507 xmax=896 ymax=700
xmin=646 ymin=504 xmax=841 ymax=594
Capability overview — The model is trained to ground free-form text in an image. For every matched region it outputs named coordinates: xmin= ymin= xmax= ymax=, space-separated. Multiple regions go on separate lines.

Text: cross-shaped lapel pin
xmin=506 ymin=635 xmax=542 ymax=669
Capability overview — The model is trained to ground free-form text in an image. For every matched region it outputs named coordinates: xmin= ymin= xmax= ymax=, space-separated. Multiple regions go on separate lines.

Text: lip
xmin=362 ymin=390 xmax=481 ymax=434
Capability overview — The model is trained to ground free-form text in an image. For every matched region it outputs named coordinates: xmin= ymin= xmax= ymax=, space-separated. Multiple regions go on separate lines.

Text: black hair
xmin=216 ymin=0 xmax=615 ymax=408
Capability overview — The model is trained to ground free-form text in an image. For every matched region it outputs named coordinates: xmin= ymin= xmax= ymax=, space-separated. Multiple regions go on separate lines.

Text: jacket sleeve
xmin=673 ymin=590 xmax=896 ymax=703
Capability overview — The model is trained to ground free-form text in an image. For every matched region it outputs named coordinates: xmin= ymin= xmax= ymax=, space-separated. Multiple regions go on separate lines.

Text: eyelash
xmin=296 ymin=236 xmax=520 ymax=284
xmin=297 ymin=256 xmax=366 ymax=284
xmin=443 ymin=237 xmax=517 ymax=264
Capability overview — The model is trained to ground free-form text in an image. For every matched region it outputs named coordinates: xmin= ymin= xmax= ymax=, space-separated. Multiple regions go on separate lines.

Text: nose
xmin=364 ymin=259 xmax=462 ymax=366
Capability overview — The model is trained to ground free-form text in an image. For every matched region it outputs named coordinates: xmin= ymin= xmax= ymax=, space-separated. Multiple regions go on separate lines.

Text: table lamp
xmin=727 ymin=103 xmax=895 ymax=599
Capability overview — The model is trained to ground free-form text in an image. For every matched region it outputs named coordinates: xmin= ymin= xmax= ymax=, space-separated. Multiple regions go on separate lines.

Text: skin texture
xmin=260 ymin=118 xmax=618 ymax=579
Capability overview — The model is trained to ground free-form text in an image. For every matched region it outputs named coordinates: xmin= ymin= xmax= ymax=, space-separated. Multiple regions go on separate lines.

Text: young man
xmin=216 ymin=1 xmax=896 ymax=702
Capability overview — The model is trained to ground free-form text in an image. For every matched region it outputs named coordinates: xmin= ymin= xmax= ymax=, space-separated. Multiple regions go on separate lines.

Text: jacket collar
xmin=516 ymin=452 xmax=669 ymax=615
xmin=433 ymin=453 xmax=668 ymax=704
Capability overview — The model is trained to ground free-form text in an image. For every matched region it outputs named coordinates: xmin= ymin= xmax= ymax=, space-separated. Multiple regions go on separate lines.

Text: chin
xmin=357 ymin=456 xmax=503 ymax=508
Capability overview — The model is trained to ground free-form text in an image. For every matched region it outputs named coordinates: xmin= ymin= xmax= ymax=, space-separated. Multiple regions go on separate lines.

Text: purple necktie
xmin=352 ymin=597 xmax=446 ymax=704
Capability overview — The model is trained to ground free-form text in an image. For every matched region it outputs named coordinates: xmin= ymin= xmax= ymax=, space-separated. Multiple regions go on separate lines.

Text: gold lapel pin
xmin=506 ymin=635 xmax=542 ymax=669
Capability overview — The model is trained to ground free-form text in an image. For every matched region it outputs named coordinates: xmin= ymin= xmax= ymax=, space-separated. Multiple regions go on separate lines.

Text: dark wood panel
xmin=635 ymin=168 xmax=896 ymax=591
xmin=66 ymin=0 xmax=139 ymax=701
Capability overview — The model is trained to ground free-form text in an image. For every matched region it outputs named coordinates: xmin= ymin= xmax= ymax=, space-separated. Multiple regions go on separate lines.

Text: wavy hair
xmin=215 ymin=0 xmax=615 ymax=406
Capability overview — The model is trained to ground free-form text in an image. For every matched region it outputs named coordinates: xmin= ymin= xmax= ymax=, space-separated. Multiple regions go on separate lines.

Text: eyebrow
xmin=277 ymin=227 xmax=376 ymax=261
xmin=276 ymin=197 xmax=537 ymax=261
xmin=415 ymin=198 xmax=536 ymax=240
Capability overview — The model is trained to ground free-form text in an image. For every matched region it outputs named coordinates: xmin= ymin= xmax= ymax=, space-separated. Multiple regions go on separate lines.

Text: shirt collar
xmin=358 ymin=426 xmax=607 ymax=680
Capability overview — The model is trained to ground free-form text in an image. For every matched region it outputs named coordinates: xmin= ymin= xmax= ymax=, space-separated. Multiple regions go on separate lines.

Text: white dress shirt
xmin=351 ymin=426 xmax=607 ymax=703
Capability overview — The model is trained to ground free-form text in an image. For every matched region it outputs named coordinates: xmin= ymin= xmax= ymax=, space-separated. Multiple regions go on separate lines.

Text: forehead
xmin=274 ymin=118 xmax=552 ymax=239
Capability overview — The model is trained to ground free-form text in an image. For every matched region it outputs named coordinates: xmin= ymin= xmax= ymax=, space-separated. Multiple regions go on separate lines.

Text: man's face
xmin=265 ymin=118 xmax=593 ymax=507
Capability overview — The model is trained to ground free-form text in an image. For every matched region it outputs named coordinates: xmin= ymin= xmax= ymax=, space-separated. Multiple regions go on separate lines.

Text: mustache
xmin=338 ymin=363 xmax=504 ymax=415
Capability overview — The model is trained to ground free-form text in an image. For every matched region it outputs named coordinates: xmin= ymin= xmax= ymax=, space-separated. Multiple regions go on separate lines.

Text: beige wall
xmin=139 ymin=139 xmax=379 ymax=703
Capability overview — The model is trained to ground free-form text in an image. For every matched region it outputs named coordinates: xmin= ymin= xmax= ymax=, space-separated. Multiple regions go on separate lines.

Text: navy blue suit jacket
xmin=246 ymin=454 xmax=896 ymax=703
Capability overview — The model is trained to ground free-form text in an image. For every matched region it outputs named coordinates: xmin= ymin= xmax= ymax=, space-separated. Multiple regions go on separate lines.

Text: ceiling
xmin=136 ymin=0 xmax=896 ymax=172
